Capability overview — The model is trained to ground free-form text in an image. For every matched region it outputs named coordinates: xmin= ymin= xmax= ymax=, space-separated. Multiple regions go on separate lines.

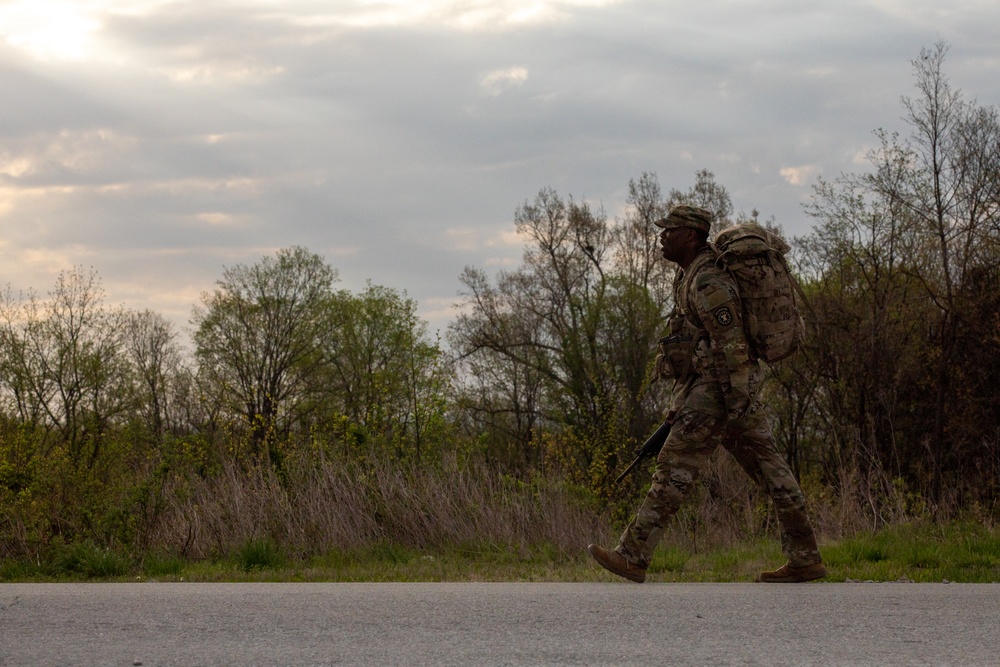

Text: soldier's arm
xmin=691 ymin=270 xmax=754 ymax=419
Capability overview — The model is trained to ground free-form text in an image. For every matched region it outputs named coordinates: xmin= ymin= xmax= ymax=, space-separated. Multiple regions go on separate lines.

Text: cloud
xmin=779 ymin=165 xmax=821 ymax=186
xmin=415 ymin=295 xmax=464 ymax=332
xmin=489 ymin=229 xmax=523 ymax=248
xmin=479 ymin=67 xmax=528 ymax=96
xmin=2 ymin=0 xmax=1000 ymax=344
xmin=155 ymin=63 xmax=285 ymax=84
xmin=0 ymin=155 xmax=32 ymax=178
xmin=194 ymin=212 xmax=240 ymax=227
xmin=484 ymin=256 xmax=519 ymax=268
xmin=851 ymin=146 xmax=875 ymax=165
xmin=0 ymin=129 xmax=138 ymax=181
xmin=444 ymin=226 xmax=523 ymax=253
xmin=0 ymin=0 xmax=102 ymax=61
xmin=445 ymin=228 xmax=479 ymax=252
xmin=277 ymin=0 xmax=623 ymax=31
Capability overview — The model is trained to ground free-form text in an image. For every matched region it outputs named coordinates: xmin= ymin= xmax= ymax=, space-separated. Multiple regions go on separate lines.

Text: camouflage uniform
xmin=616 ymin=244 xmax=822 ymax=569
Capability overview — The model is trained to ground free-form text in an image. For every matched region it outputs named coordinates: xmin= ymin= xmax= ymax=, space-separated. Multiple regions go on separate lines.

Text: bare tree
xmin=669 ymin=168 xmax=735 ymax=226
xmin=612 ymin=172 xmax=676 ymax=306
xmin=450 ymin=172 xmax=735 ymax=491
xmin=870 ymin=42 xmax=1000 ymax=499
xmin=124 ymin=310 xmax=186 ymax=442
xmin=797 ymin=42 xmax=1000 ymax=506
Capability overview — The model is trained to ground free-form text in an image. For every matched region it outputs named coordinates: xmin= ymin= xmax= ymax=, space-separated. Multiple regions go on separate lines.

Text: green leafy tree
xmin=192 ymin=246 xmax=339 ymax=463
xmin=0 ymin=268 xmax=145 ymax=550
xmin=321 ymin=283 xmax=449 ymax=462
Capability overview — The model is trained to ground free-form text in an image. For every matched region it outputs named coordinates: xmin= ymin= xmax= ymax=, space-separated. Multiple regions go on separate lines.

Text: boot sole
xmin=756 ymin=565 xmax=828 ymax=583
xmin=587 ymin=544 xmax=647 ymax=583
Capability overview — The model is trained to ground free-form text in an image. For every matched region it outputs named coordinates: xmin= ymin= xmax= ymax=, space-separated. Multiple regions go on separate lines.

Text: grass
xmin=2 ymin=521 xmax=997 ymax=583
xmin=235 ymin=538 xmax=287 ymax=571
xmin=52 ymin=542 xmax=131 ymax=578
xmin=820 ymin=521 xmax=1000 ymax=582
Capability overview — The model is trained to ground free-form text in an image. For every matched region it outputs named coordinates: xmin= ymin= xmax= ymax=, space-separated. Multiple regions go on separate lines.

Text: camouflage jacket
xmin=669 ymin=246 xmax=761 ymax=419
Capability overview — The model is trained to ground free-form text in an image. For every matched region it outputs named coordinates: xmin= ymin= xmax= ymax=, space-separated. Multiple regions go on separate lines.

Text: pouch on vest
xmin=657 ymin=315 xmax=701 ymax=381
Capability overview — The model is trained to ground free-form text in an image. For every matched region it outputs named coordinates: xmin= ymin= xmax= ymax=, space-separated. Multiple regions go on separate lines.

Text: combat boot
xmin=756 ymin=561 xmax=827 ymax=583
xmin=587 ymin=544 xmax=647 ymax=583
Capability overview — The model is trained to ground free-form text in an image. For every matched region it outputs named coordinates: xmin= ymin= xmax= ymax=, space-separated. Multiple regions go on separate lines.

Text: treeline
xmin=792 ymin=43 xmax=1000 ymax=515
xmin=0 ymin=247 xmax=458 ymax=561
xmin=451 ymin=44 xmax=1000 ymax=521
xmin=1 ymin=43 xmax=997 ymax=566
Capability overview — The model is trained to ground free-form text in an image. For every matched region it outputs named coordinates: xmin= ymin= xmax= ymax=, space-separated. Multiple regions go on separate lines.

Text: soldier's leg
xmin=725 ymin=410 xmax=822 ymax=568
xmin=616 ymin=409 xmax=723 ymax=566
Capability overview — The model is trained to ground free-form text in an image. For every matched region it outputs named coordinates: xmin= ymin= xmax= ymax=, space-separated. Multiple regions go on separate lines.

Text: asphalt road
xmin=1 ymin=582 xmax=997 ymax=666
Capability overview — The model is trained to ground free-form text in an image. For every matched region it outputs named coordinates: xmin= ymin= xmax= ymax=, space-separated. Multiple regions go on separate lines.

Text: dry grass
xmin=6 ymin=429 xmax=990 ymax=580
xmin=151 ymin=455 xmax=610 ymax=561
xmin=610 ymin=445 xmax=972 ymax=557
xmin=146 ymin=440 xmax=961 ymax=569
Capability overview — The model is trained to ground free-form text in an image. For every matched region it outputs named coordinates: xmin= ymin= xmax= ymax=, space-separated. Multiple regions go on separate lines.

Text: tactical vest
xmin=657 ymin=251 xmax=717 ymax=382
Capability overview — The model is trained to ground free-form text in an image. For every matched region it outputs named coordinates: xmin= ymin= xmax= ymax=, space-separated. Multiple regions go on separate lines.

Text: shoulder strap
xmin=676 ymin=247 xmax=719 ymax=313
xmin=671 ymin=248 xmax=719 ymax=385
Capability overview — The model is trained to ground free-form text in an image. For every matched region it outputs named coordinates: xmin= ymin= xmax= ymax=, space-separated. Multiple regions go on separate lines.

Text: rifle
xmin=614 ymin=420 xmax=673 ymax=484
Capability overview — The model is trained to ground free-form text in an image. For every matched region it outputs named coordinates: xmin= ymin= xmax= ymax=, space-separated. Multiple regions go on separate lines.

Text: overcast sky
xmin=2 ymin=0 xmax=998 ymax=342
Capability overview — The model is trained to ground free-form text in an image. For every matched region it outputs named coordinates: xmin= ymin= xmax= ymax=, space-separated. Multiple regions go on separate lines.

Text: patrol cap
xmin=654 ymin=205 xmax=712 ymax=234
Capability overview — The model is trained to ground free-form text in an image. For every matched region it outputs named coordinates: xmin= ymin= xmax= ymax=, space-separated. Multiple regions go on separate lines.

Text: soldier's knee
xmin=669 ymin=467 xmax=695 ymax=497
xmin=770 ymin=484 xmax=804 ymax=504
xmin=648 ymin=467 xmax=692 ymax=509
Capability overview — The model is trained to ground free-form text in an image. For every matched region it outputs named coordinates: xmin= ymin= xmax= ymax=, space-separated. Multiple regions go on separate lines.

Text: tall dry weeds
xmin=145 ymin=443 xmax=958 ymax=563
xmin=617 ymin=445 xmax=946 ymax=555
xmin=149 ymin=455 xmax=609 ymax=560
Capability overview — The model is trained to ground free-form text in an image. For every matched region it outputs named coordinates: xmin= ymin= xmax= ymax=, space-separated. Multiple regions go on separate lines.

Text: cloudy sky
xmin=2 ymin=0 xmax=998 ymax=342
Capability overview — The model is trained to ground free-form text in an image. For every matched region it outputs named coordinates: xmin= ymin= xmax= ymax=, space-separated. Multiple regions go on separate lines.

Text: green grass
xmin=27 ymin=542 xmax=134 ymax=580
xmin=235 ymin=538 xmax=286 ymax=571
xmin=821 ymin=521 xmax=1000 ymax=582
xmin=2 ymin=522 xmax=997 ymax=583
xmin=143 ymin=552 xmax=186 ymax=577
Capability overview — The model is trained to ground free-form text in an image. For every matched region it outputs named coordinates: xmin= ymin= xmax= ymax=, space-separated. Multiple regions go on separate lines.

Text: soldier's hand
xmin=726 ymin=411 xmax=751 ymax=436
xmin=653 ymin=353 xmax=671 ymax=381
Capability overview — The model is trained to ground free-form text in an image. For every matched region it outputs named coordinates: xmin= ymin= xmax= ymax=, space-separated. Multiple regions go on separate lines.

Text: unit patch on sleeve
xmin=714 ymin=306 xmax=734 ymax=326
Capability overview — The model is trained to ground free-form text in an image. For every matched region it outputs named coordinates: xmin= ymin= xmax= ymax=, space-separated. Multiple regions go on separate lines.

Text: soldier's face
xmin=659 ymin=226 xmax=692 ymax=262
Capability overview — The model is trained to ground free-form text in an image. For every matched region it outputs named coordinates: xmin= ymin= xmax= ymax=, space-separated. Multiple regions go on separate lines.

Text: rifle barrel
xmin=614 ymin=419 xmax=673 ymax=485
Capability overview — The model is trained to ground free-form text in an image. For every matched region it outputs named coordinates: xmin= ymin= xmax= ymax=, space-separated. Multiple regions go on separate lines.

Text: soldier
xmin=587 ymin=204 xmax=826 ymax=583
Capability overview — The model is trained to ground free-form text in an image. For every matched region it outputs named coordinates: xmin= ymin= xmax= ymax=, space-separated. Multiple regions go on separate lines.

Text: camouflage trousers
xmin=616 ymin=401 xmax=822 ymax=569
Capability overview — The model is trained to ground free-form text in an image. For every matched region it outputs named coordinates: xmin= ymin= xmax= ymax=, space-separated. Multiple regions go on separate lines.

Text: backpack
xmin=712 ymin=223 xmax=807 ymax=363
